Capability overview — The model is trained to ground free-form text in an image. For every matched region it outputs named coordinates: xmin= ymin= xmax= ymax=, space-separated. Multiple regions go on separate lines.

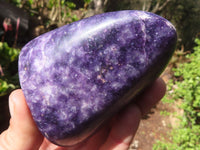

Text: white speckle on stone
xmin=139 ymin=12 xmax=152 ymax=20
xmin=33 ymin=58 xmax=45 ymax=72
xmin=71 ymin=49 xmax=76 ymax=56
xmin=60 ymin=111 xmax=67 ymax=120
xmin=91 ymin=85 xmax=97 ymax=92
xmin=44 ymin=132 xmax=49 ymax=138
xmin=81 ymin=101 xmax=89 ymax=109
xmin=139 ymin=56 xmax=146 ymax=63
xmin=70 ymin=106 xmax=77 ymax=113
xmin=74 ymin=73 xmax=78 ymax=78
xmin=165 ymin=20 xmax=176 ymax=31
xmin=75 ymin=47 xmax=85 ymax=57
xmin=110 ymin=44 xmax=119 ymax=51
xmin=122 ymin=28 xmax=133 ymax=39
xmin=111 ymin=82 xmax=122 ymax=90
xmin=40 ymin=85 xmax=56 ymax=106
xmin=68 ymin=56 xmax=74 ymax=64
xmin=64 ymin=122 xmax=75 ymax=130
xmin=19 ymin=70 xmax=28 ymax=83
xmin=117 ymin=36 xmax=126 ymax=45
xmin=125 ymin=65 xmax=140 ymax=78
xmin=94 ymin=65 xmax=100 ymax=72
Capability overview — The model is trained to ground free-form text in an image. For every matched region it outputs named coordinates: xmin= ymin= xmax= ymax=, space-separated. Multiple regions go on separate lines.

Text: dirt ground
xmin=128 ymin=67 xmax=179 ymax=150
xmin=128 ymin=101 xmax=177 ymax=150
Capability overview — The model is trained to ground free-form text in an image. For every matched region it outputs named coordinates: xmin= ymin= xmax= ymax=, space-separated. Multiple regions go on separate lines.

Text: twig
xmin=0 ymin=64 xmax=4 ymax=76
xmin=58 ymin=0 xmax=62 ymax=24
xmin=52 ymin=7 xmax=58 ymax=22
xmin=143 ymin=0 xmax=152 ymax=12
xmin=13 ymin=17 xmax=20 ymax=48
xmin=152 ymin=0 xmax=171 ymax=13
xmin=49 ymin=5 xmax=55 ymax=19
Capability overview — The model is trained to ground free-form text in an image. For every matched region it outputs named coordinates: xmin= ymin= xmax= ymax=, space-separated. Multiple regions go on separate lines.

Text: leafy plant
xmin=84 ymin=0 xmax=92 ymax=3
xmin=0 ymin=79 xmax=15 ymax=96
xmin=153 ymin=38 xmax=200 ymax=149
xmin=0 ymin=42 xmax=20 ymax=96
xmin=10 ymin=0 xmax=91 ymax=28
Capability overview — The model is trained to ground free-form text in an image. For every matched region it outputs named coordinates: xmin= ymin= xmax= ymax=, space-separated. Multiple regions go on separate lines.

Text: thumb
xmin=0 ymin=89 xmax=43 ymax=150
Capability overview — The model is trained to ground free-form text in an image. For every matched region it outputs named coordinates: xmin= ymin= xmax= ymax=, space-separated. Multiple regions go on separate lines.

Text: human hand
xmin=0 ymin=78 xmax=166 ymax=150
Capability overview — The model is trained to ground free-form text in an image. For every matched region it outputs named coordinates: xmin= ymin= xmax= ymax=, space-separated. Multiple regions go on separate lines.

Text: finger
xmin=80 ymin=125 xmax=111 ymax=150
xmin=39 ymin=138 xmax=70 ymax=150
xmin=99 ymin=104 xmax=141 ymax=150
xmin=39 ymin=125 xmax=110 ymax=150
xmin=0 ymin=89 xmax=43 ymax=150
xmin=135 ymin=77 xmax=166 ymax=116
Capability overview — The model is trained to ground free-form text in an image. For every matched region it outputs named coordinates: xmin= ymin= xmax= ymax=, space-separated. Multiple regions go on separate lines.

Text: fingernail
xmin=9 ymin=97 xmax=15 ymax=118
xmin=9 ymin=90 xmax=21 ymax=118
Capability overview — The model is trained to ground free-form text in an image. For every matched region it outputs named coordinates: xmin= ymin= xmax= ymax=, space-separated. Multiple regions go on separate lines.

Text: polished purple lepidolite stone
xmin=18 ymin=10 xmax=177 ymax=146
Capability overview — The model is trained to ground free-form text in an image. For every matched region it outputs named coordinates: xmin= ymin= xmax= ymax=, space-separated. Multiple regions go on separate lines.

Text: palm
xmin=39 ymin=106 xmax=137 ymax=150
xmin=39 ymin=78 xmax=165 ymax=150
xmin=40 ymin=106 xmax=140 ymax=150
xmin=0 ymin=78 xmax=165 ymax=150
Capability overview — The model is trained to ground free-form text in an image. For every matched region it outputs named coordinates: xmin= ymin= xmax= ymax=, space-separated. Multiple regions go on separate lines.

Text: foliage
xmin=0 ymin=42 xmax=19 ymax=66
xmin=9 ymin=0 xmax=91 ymax=28
xmin=0 ymin=42 xmax=20 ymax=96
xmin=0 ymin=79 xmax=16 ymax=97
xmin=161 ymin=0 xmax=200 ymax=50
xmin=105 ymin=0 xmax=200 ymax=50
xmin=84 ymin=0 xmax=92 ymax=3
xmin=9 ymin=0 xmax=200 ymax=50
xmin=153 ymin=39 xmax=200 ymax=149
xmin=47 ymin=0 xmax=79 ymax=25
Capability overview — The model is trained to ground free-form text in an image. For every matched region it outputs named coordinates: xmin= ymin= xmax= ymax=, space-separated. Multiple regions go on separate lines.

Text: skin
xmin=0 ymin=78 xmax=166 ymax=150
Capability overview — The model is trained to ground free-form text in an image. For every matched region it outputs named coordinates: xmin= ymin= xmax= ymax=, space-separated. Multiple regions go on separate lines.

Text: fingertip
xmin=9 ymin=89 xmax=24 ymax=99
xmin=9 ymin=89 xmax=26 ymax=118
xmin=135 ymin=77 xmax=166 ymax=116
xmin=154 ymin=77 xmax=166 ymax=99
xmin=0 ymin=89 xmax=43 ymax=150
xmin=100 ymin=104 xmax=141 ymax=150
xmin=9 ymin=89 xmax=35 ymax=129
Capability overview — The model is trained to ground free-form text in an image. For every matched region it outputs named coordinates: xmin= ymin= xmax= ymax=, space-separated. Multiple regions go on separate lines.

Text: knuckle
xmin=0 ymin=130 xmax=13 ymax=150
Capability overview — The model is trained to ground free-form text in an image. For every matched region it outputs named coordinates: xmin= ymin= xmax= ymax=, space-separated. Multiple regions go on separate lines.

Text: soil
xmin=128 ymin=67 xmax=179 ymax=150
xmin=129 ymin=101 xmax=177 ymax=150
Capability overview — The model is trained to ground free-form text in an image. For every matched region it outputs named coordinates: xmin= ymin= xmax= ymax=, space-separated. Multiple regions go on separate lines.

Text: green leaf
xmin=153 ymin=38 xmax=200 ymax=149
xmin=84 ymin=0 xmax=92 ymax=3
xmin=66 ymin=1 xmax=76 ymax=9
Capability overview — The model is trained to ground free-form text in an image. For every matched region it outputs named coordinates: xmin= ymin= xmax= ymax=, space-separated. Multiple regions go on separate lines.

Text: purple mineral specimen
xmin=18 ymin=10 xmax=177 ymax=146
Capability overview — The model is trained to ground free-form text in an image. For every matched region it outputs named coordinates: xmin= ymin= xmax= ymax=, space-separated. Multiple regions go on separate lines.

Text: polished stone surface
xmin=18 ymin=10 xmax=177 ymax=146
